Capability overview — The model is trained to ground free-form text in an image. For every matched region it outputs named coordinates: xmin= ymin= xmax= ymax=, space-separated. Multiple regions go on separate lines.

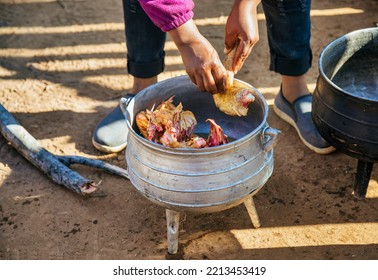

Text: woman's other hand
xmin=225 ymin=0 xmax=261 ymax=73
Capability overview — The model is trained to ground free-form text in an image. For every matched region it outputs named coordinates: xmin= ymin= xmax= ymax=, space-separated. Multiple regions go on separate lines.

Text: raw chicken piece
xmin=159 ymin=121 xmax=181 ymax=148
xmin=135 ymin=96 xmax=229 ymax=149
xmin=213 ymin=87 xmax=255 ymax=117
xmin=162 ymin=134 xmax=208 ymax=149
xmin=135 ymin=110 xmax=150 ymax=139
xmin=206 ymin=119 xmax=229 ymax=147
xmin=136 ymin=96 xmax=198 ymax=147
xmin=136 ymin=96 xmax=197 ymax=144
xmin=186 ymin=136 xmax=208 ymax=148
xmin=213 ymin=41 xmax=255 ymax=117
xmin=179 ymin=110 xmax=197 ymax=141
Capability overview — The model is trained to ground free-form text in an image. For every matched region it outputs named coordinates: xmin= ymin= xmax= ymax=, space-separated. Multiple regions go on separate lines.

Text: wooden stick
xmin=56 ymin=155 xmax=129 ymax=179
xmin=0 ymin=103 xmax=129 ymax=195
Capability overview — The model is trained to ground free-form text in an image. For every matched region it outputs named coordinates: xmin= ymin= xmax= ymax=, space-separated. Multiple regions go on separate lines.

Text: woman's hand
xmin=225 ymin=0 xmax=261 ymax=73
xmin=169 ymin=19 xmax=229 ymax=94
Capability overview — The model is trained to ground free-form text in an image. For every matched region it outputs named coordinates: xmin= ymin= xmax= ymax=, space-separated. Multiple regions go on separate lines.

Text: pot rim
xmin=318 ymin=27 xmax=378 ymax=103
xmin=125 ymin=75 xmax=269 ymax=155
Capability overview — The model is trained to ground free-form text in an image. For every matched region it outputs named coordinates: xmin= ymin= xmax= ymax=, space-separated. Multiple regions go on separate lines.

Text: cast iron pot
xmin=120 ymin=75 xmax=279 ymax=213
xmin=312 ymin=27 xmax=378 ymax=199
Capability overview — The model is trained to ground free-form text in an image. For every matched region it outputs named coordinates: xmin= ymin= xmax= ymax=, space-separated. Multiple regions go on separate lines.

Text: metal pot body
xmin=312 ymin=27 xmax=378 ymax=162
xmin=123 ymin=75 xmax=277 ymax=213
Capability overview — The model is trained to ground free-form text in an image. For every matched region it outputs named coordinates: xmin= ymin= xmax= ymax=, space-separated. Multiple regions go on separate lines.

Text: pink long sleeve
xmin=138 ymin=0 xmax=195 ymax=32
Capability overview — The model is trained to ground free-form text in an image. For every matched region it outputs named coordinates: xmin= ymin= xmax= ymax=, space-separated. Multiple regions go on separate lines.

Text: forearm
xmin=168 ymin=19 xmax=202 ymax=47
xmin=168 ymin=19 xmax=220 ymax=78
xmin=228 ymin=0 xmax=261 ymax=39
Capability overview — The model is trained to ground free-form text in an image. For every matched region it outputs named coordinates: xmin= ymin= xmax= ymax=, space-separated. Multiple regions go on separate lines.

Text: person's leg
xmin=261 ymin=0 xmax=334 ymax=154
xmin=280 ymin=74 xmax=309 ymax=103
xmin=92 ymin=0 xmax=166 ymax=153
xmin=262 ymin=0 xmax=312 ymax=99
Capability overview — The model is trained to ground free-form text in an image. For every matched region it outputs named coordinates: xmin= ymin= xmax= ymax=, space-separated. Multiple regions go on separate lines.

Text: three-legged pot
xmin=121 ymin=76 xmax=279 ymax=254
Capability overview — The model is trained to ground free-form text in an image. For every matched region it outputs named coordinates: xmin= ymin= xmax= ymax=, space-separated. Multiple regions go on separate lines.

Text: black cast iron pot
xmin=312 ymin=27 xmax=378 ymax=199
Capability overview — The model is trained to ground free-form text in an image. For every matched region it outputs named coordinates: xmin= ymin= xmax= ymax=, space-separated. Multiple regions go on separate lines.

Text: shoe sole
xmin=273 ymin=103 xmax=336 ymax=155
xmin=92 ymin=137 xmax=127 ymax=154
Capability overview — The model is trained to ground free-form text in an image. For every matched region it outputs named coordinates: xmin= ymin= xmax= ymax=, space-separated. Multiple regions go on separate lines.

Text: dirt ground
xmin=0 ymin=0 xmax=377 ymax=260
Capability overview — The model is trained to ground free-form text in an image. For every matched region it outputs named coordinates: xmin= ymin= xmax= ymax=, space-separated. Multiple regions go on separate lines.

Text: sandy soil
xmin=0 ymin=0 xmax=377 ymax=260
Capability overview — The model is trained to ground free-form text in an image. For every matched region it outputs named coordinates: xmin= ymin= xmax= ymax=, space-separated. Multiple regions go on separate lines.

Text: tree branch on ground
xmin=0 ymin=103 xmax=129 ymax=196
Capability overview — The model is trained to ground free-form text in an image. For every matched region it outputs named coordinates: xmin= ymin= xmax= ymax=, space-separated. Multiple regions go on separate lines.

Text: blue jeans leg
xmin=123 ymin=0 xmax=166 ymax=78
xmin=262 ymin=0 xmax=312 ymax=76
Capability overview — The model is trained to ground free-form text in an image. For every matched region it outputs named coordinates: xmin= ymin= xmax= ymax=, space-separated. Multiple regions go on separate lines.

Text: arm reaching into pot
xmin=138 ymin=0 xmax=229 ymax=94
xmin=211 ymin=0 xmax=261 ymax=116
xmin=137 ymin=0 xmax=259 ymax=116
xmin=168 ymin=19 xmax=229 ymax=94
xmin=138 ymin=0 xmax=258 ymax=92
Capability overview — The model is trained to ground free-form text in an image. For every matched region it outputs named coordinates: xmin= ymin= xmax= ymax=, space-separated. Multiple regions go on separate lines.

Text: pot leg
xmin=244 ymin=197 xmax=261 ymax=228
xmin=166 ymin=209 xmax=180 ymax=254
xmin=353 ymin=160 xmax=374 ymax=200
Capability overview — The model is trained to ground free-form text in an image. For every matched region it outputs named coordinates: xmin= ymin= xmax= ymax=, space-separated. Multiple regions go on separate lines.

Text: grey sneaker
xmin=92 ymin=94 xmax=135 ymax=153
xmin=273 ymin=89 xmax=335 ymax=155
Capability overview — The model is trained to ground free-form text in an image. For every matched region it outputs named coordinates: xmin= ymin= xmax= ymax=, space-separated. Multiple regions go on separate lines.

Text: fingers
xmin=224 ymin=37 xmax=254 ymax=73
xmin=212 ymin=64 xmax=229 ymax=93
xmin=224 ymin=32 xmax=238 ymax=55
xmin=191 ymin=70 xmax=226 ymax=94
xmin=233 ymin=38 xmax=255 ymax=73
xmin=191 ymin=72 xmax=206 ymax=92
xmin=189 ymin=71 xmax=216 ymax=94
xmin=202 ymin=71 xmax=218 ymax=94
xmin=188 ymin=63 xmax=228 ymax=94
xmin=180 ymin=37 xmax=228 ymax=93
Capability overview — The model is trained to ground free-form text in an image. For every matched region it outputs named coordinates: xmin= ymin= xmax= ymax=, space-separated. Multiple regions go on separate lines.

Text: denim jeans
xmin=123 ymin=0 xmax=166 ymax=78
xmin=123 ymin=0 xmax=312 ymax=78
xmin=262 ymin=0 xmax=312 ymax=76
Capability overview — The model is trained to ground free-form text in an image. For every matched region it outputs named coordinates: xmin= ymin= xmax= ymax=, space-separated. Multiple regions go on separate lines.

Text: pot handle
xmin=261 ymin=126 xmax=280 ymax=152
xmin=119 ymin=94 xmax=135 ymax=117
